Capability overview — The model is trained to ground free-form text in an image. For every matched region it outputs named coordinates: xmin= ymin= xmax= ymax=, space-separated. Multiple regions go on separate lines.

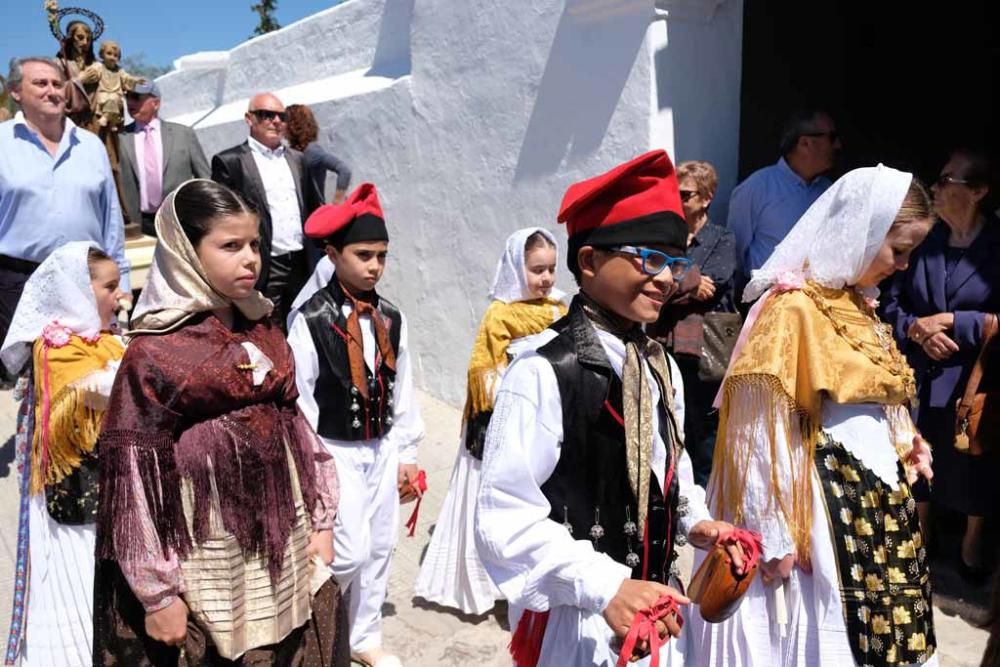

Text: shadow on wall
xmin=368 ymin=0 xmax=415 ymax=78
xmin=514 ymin=0 xmax=653 ymax=182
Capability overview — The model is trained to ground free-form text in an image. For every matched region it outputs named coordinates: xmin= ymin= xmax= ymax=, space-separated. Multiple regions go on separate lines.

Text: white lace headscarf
xmin=488 ymin=227 xmax=565 ymax=304
xmin=743 ymin=164 xmax=913 ymax=303
xmin=130 ymin=179 xmax=273 ymax=334
xmin=1 ymin=241 xmax=104 ymax=374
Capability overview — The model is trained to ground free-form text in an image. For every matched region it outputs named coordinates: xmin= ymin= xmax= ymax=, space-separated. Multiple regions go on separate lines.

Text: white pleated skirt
xmin=21 ymin=494 xmax=94 ymax=667
xmin=688 ymin=473 xmax=939 ymax=667
xmin=414 ymin=445 xmax=502 ymax=615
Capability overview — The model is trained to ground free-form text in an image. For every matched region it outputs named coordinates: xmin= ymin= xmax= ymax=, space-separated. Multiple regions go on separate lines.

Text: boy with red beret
xmin=288 ymin=183 xmax=424 ymax=667
xmin=474 ymin=151 xmax=745 ymax=666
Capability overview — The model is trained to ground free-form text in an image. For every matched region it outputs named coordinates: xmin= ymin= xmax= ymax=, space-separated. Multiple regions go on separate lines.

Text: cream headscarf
xmin=130 ymin=179 xmax=273 ymax=334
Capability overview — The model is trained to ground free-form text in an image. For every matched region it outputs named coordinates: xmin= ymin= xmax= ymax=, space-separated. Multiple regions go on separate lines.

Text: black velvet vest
xmin=537 ymin=298 xmax=683 ymax=583
xmin=298 ymin=277 xmax=402 ymax=441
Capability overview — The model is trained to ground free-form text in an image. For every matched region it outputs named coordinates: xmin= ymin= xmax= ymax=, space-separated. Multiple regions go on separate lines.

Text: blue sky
xmin=1 ymin=1 xmax=340 ymax=75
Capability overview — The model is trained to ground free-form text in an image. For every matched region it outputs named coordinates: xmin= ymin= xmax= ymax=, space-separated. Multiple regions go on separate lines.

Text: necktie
xmin=144 ymin=125 xmax=162 ymax=211
xmin=580 ymin=294 xmax=679 ymax=541
xmin=340 ymin=283 xmax=397 ymax=400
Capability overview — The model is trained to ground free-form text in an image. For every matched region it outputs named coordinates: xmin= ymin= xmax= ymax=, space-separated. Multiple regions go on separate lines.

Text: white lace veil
xmin=488 ymin=227 xmax=565 ymax=304
xmin=743 ymin=164 xmax=913 ymax=303
xmin=1 ymin=241 xmax=104 ymax=374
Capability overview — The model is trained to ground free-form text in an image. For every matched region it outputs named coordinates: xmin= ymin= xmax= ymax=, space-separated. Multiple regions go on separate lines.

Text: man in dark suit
xmin=119 ymin=81 xmax=211 ymax=236
xmin=211 ymin=92 xmax=322 ymax=329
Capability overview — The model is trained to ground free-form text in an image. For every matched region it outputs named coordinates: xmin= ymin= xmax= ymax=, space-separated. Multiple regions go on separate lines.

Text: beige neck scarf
xmin=580 ymin=293 xmax=678 ymax=539
xmin=130 ymin=179 xmax=273 ymax=335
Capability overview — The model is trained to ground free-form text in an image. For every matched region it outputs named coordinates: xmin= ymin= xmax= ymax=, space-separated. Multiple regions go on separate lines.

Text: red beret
xmin=304 ymin=182 xmax=388 ymax=244
xmin=557 ymin=150 xmax=686 ymax=250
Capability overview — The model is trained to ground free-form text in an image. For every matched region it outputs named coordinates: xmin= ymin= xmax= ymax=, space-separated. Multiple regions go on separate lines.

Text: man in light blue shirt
xmin=727 ymin=110 xmax=841 ymax=288
xmin=0 ymin=56 xmax=129 ymax=375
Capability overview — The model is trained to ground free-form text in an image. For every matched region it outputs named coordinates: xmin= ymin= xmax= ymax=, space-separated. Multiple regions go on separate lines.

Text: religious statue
xmin=45 ymin=0 xmax=104 ymax=130
xmin=80 ymin=41 xmax=141 ymax=131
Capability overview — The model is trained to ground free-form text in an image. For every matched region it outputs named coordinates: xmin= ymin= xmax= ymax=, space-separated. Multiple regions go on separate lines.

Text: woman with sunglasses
xmin=649 ymin=160 xmax=738 ymax=488
xmin=884 ymin=147 xmax=1000 ymax=583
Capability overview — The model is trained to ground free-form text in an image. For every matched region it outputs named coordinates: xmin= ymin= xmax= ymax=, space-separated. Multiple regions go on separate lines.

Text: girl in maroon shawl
xmin=93 ymin=179 xmax=348 ymax=665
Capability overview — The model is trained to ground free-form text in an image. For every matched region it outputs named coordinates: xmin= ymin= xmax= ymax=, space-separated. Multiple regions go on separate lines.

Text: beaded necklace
xmin=801 ymin=283 xmax=916 ymax=399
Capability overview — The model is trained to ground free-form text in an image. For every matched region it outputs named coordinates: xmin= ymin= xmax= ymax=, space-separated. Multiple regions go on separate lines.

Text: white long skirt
xmin=414 ymin=445 xmax=502 ymax=615
xmin=22 ymin=494 xmax=95 ymax=667
xmin=687 ymin=472 xmax=939 ymax=667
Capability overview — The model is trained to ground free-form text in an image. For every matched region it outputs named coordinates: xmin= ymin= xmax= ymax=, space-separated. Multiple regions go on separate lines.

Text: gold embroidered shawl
xmin=31 ymin=333 xmax=125 ymax=493
xmin=712 ymin=283 xmax=916 ymax=557
xmin=464 ymin=298 xmax=567 ymax=420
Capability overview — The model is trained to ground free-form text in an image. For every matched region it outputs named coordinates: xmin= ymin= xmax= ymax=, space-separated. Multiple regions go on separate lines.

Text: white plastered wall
xmin=158 ymin=0 xmax=743 ymax=405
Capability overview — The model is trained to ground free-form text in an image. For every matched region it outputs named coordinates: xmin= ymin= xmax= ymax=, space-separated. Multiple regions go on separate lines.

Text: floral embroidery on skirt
xmin=814 ymin=433 xmax=935 ymax=666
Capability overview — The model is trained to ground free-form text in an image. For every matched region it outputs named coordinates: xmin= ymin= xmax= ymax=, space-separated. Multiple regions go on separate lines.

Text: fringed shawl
xmin=463 ymin=298 xmax=567 ymax=421
xmin=97 ymin=313 xmax=322 ymax=581
xmin=30 ymin=332 xmax=124 ymax=494
xmin=712 ymin=283 xmax=916 ymax=558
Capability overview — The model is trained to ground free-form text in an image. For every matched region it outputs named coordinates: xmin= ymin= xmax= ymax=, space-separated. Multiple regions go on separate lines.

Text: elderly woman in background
xmin=649 ymin=160 xmax=738 ymax=486
xmin=885 ymin=147 xmax=1000 ymax=582
xmin=285 ymin=104 xmax=352 ymax=204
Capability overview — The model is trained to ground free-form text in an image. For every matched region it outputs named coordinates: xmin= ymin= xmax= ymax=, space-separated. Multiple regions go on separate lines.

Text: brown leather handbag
xmin=955 ymin=313 xmax=999 ymax=455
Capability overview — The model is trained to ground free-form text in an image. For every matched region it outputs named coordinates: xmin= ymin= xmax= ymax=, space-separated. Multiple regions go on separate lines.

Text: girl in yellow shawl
xmin=415 ymin=227 xmax=567 ymax=615
xmin=690 ymin=166 xmax=939 ymax=667
xmin=1 ymin=241 xmax=126 ymax=666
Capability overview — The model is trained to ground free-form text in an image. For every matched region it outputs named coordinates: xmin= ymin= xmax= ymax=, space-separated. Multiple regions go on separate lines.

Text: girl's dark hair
xmin=173 ymin=180 xmax=256 ymax=247
xmin=524 ymin=231 xmax=555 ymax=253
xmin=285 ymin=104 xmax=319 ymax=152
xmin=86 ymin=247 xmax=114 ymax=277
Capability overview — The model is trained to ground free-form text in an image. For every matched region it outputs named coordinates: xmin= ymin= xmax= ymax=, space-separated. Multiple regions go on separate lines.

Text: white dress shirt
xmin=248 ymin=136 xmax=303 ymax=255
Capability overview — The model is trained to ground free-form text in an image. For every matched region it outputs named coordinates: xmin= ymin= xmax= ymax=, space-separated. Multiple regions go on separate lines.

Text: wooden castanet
xmin=687 ymin=543 xmax=759 ymax=623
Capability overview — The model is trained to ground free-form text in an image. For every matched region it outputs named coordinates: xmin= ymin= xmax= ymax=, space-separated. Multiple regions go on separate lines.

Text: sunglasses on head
xmin=250 ymin=109 xmax=288 ymax=122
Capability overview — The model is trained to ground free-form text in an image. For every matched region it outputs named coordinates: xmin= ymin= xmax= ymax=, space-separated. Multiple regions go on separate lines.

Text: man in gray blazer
xmin=119 ymin=81 xmax=210 ymax=236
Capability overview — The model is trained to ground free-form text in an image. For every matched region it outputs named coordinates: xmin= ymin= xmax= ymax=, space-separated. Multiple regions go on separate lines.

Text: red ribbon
xmin=404 ymin=469 xmax=428 ymax=537
xmin=615 ymin=594 xmax=685 ymax=667
xmin=714 ymin=526 xmax=763 ymax=573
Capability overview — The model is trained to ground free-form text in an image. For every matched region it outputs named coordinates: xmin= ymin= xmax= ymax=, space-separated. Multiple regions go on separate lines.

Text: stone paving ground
xmin=0 ymin=389 xmax=990 ymax=665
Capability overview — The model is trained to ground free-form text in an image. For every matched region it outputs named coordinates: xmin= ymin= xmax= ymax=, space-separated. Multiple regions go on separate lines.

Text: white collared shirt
xmin=247 ymin=135 xmax=303 ymax=255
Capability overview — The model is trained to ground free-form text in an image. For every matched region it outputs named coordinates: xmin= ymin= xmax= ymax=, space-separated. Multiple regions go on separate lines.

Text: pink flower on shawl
xmin=80 ymin=330 xmax=103 ymax=344
xmin=41 ymin=321 xmax=72 ymax=348
xmin=773 ymin=270 xmax=805 ymax=292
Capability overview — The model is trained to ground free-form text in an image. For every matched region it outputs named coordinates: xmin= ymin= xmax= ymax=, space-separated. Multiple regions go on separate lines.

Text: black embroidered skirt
xmin=814 ymin=434 xmax=936 ymax=667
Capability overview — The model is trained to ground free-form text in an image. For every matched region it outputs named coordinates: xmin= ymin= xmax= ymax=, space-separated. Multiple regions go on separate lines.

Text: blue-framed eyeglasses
xmin=609 ymin=245 xmax=693 ymax=279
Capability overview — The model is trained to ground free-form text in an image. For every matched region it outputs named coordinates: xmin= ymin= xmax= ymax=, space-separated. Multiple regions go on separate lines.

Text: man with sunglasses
xmin=119 ymin=81 xmax=210 ymax=236
xmin=211 ymin=92 xmax=322 ymax=328
xmin=727 ymin=109 xmax=841 ymax=303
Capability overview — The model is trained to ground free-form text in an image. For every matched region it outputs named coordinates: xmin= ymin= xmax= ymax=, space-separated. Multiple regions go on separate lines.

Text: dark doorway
xmin=738 ymin=1 xmax=999 ymax=183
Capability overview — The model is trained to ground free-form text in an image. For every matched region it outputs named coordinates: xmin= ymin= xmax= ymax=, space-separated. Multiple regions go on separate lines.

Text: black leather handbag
xmin=697 ymin=312 xmax=743 ymax=383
